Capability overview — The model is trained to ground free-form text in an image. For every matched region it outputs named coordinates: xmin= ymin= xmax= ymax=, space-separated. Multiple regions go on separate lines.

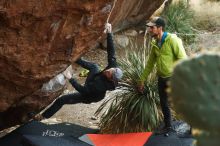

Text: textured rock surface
xmin=0 ymin=0 xmax=164 ymax=129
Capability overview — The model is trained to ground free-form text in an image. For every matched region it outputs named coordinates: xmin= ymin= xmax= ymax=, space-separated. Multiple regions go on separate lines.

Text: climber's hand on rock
xmin=104 ymin=23 xmax=112 ymax=33
xmin=63 ymin=65 xmax=73 ymax=80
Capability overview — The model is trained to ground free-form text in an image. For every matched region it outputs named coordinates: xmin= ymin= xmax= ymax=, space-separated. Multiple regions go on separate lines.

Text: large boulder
xmin=0 ymin=0 xmax=164 ymax=129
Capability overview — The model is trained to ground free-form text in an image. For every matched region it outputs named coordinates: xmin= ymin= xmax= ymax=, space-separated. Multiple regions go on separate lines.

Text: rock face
xmin=0 ymin=0 xmax=163 ymax=129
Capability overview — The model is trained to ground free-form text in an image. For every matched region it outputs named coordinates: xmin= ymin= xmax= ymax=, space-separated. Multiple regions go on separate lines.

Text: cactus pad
xmin=170 ymin=53 xmax=220 ymax=132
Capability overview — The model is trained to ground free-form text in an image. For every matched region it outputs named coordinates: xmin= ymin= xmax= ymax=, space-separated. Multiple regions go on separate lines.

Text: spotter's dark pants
xmin=158 ymin=77 xmax=172 ymax=128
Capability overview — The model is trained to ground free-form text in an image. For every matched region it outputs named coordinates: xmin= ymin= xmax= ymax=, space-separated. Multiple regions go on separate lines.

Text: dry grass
xmin=191 ymin=0 xmax=220 ymax=31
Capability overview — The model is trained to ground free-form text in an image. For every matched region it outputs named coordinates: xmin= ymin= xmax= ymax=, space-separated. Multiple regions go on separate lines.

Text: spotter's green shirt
xmin=141 ymin=33 xmax=187 ymax=81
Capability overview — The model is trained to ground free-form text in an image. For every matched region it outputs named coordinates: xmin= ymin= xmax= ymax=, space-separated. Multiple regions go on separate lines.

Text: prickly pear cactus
xmin=170 ymin=53 xmax=220 ymax=132
xmin=195 ymin=132 xmax=219 ymax=146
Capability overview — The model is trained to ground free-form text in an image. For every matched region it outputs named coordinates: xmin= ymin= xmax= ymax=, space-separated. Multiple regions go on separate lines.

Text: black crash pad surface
xmin=0 ymin=120 xmax=195 ymax=146
xmin=0 ymin=121 xmax=97 ymax=146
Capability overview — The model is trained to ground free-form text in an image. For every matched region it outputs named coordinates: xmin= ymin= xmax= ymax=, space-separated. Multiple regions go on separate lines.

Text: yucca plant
xmin=95 ymin=38 xmax=162 ymax=134
xmin=162 ymin=0 xmax=196 ymax=44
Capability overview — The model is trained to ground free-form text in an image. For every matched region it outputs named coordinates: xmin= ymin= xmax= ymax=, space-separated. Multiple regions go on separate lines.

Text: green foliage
xmin=120 ymin=38 xmax=157 ymax=84
xmin=95 ymin=39 xmax=162 ymax=133
xmin=196 ymin=131 xmax=220 ymax=146
xmin=162 ymin=1 xmax=196 ymax=44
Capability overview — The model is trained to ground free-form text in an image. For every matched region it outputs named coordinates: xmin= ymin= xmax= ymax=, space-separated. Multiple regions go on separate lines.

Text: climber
xmin=33 ymin=23 xmax=123 ymax=120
